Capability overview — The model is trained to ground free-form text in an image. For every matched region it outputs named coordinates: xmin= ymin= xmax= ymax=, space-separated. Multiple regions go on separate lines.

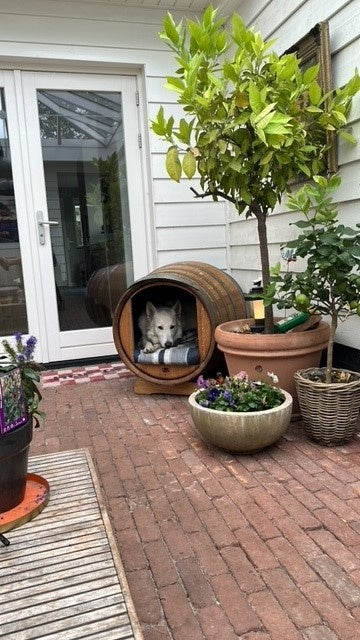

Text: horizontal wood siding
xmin=0 ymin=0 xmax=227 ymax=277
xmin=229 ymin=0 xmax=360 ymax=349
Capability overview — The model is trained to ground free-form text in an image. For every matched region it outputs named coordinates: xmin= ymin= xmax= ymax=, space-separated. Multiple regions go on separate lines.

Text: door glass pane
xmin=37 ymin=89 xmax=134 ymax=331
xmin=0 ymin=89 xmax=28 ymax=335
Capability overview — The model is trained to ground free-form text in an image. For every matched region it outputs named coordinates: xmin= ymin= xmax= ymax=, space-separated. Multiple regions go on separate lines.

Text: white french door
xmin=0 ymin=70 xmax=149 ymax=363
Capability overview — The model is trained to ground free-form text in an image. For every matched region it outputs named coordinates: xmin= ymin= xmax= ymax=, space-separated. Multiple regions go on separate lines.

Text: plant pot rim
xmin=189 ymin=388 xmax=293 ymax=416
xmin=295 ymin=367 xmax=360 ymax=390
xmin=216 ymin=318 xmax=329 ymax=338
xmin=215 ymin=318 xmax=330 ymax=353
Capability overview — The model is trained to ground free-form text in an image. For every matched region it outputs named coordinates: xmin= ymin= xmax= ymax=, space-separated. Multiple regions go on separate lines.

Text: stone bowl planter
xmin=188 ymin=389 xmax=293 ymax=454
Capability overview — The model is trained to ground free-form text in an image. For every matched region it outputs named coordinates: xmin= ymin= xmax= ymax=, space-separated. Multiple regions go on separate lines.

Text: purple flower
xmin=196 ymin=375 xmax=210 ymax=389
xmin=14 ymin=332 xmax=22 ymax=344
xmin=24 ymin=336 xmax=37 ymax=360
xmin=208 ymin=388 xmax=221 ymax=402
xmin=223 ymin=390 xmax=234 ymax=405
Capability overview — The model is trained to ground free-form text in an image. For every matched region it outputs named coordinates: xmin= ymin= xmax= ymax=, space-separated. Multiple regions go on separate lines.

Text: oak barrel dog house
xmin=112 ymin=261 xmax=247 ymax=394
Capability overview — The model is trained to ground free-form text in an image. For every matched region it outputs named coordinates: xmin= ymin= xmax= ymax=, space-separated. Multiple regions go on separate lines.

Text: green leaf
xmin=232 ymin=13 xmax=246 ymax=44
xmin=297 ymin=162 xmax=311 ymax=177
xmin=164 ymin=77 xmax=185 ymax=93
xmin=166 ymin=116 xmax=174 ymax=137
xmin=223 ymin=61 xmax=239 ymax=83
xmin=313 ymin=175 xmax=327 ymax=187
xmin=249 ymin=81 xmax=263 ymax=114
xmin=263 ymin=123 xmax=288 ymax=135
xmin=303 ymin=64 xmax=319 ymax=84
xmin=253 ymin=103 xmax=276 ymax=124
xmin=179 ymin=118 xmax=191 ymax=144
xmin=332 ymin=110 xmax=347 ymax=124
xmin=216 ymin=32 xmax=227 ymax=53
xmin=166 ymin=146 xmax=182 ymax=182
xmin=309 ymin=80 xmax=322 ymax=105
xmin=163 ymin=13 xmax=180 ymax=45
xmin=328 ymin=174 xmax=341 ymax=189
xmin=260 ymin=150 xmax=273 ymax=165
xmin=151 ymin=121 xmax=166 ymax=136
xmin=292 ymin=220 xmax=312 ymax=228
xmin=339 ymin=129 xmax=357 ymax=145
xmin=188 ymin=21 xmax=203 ymax=45
xmin=203 ymin=4 xmax=215 ymax=28
xmin=182 ymin=150 xmax=196 ymax=178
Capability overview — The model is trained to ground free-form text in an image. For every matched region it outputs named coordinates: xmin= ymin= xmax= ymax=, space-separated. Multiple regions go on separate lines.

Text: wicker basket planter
xmin=295 ymin=368 xmax=360 ymax=446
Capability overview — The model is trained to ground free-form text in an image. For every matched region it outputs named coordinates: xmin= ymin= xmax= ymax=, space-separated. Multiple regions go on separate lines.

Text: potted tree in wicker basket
xmin=265 ymin=175 xmax=360 ymax=445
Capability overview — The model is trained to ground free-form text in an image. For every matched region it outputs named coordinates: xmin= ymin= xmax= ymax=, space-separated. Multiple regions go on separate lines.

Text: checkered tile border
xmin=41 ymin=362 xmax=134 ymax=388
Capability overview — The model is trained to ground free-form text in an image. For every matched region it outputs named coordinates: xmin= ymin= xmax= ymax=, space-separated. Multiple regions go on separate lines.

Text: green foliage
xmin=264 ymin=176 xmax=360 ymax=375
xmin=151 ymin=6 xmax=360 ymax=215
xmin=151 ymin=5 xmax=360 ymax=333
xmin=195 ymin=371 xmax=285 ymax=412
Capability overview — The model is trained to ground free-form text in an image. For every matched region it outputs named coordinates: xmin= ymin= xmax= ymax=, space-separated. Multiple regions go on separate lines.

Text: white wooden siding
xmin=0 ymin=0 xmax=227 ymax=287
xmin=228 ymin=0 xmax=360 ymax=349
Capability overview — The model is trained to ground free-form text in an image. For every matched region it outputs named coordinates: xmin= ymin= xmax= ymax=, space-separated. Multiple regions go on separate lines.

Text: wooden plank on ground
xmin=0 ymin=449 xmax=143 ymax=640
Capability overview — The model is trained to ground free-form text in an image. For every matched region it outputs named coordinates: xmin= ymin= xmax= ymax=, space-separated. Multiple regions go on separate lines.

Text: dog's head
xmin=146 ymin=301 xmax=182 ymax=348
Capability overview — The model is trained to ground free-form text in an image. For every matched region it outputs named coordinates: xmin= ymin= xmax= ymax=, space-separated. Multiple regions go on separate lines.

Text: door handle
xmin=36 ymin=210 xmax=59 ymax=245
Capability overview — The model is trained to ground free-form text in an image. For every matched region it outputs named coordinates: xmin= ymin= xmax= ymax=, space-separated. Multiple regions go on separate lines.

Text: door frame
xmin=1 ymin=65 xmax=155 ymax=363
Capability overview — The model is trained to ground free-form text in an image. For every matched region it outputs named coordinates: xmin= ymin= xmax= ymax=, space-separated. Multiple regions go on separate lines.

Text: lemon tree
xmin=151 ymin=6 xmax=360 ymax=332
xmin=264 ymin=176 xmax=360 ymax=382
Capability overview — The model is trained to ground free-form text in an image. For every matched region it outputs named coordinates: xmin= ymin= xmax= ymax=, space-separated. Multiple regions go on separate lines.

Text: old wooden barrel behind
xmin=85 ymin=263 xmax=128 ymax=326
xmin=112 ymin=261 xmax=247 ymax=386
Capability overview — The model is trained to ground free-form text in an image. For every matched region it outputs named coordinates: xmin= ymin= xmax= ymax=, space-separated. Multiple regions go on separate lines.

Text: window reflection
xmin=38 ymin=89 xmax=133 ymax=331
xmin=0 ymin=89 xmax=28 ymax=336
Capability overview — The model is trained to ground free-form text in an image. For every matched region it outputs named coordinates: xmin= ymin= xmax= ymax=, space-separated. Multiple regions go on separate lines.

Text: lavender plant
xmin=195 ymin=372 xmax=284 ymax=412
xmin=1 ymin=333 xmax=44 ymax=427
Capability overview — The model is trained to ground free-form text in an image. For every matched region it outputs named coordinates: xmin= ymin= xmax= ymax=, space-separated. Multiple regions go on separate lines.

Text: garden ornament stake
xmin=152 ymin=6 xmax=360 ymax=332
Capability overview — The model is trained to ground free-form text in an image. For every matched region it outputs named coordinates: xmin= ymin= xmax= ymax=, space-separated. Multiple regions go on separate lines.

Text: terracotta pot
xmin=188 ymin=389 xmax=292 ymax=453
xmin=214 ymin=319 xmax=330 ymax=415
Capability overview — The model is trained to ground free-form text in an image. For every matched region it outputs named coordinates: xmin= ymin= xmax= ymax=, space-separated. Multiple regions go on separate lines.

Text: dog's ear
xmin=146 ymin=301 xmax=156 ymax=318
xmin=173 ymin=300 xmax=182 ymax=318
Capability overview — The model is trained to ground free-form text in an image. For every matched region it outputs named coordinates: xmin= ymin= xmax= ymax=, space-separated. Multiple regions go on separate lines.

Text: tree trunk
xmin=254 ymin=205 xmax=274 ymax=334
xmin=326 ymin=313 xmax=337 ymax=383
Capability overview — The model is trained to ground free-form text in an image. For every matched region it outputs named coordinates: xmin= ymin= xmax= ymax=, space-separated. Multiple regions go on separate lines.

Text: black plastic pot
xmin=0 ymin=419 xmax=33 ymax=512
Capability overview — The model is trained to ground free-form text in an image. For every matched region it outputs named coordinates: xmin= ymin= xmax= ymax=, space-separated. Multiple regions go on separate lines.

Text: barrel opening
xmin=131 ymin=285 xmax=199 ymax=365
xmin=112 ymin=261 xmax=247 ymax=391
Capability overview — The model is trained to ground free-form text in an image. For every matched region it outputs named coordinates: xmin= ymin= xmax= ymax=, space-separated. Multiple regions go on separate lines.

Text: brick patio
xmin=30 ymin=369 xmax=360 ymax=640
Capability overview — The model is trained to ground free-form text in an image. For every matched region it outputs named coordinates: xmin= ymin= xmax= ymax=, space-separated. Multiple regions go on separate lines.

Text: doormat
xmin=41 ymin=362 xmax=134 ymax=388
xmin=0 ymin=449 xmax=143 ymax=640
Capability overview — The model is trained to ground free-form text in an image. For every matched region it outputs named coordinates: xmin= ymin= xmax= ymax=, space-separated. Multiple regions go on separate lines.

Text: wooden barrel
xmin=85 ymin=264 xmax=128 ymax=326
xmin=112 ymin=261 xmax=247 ymax=386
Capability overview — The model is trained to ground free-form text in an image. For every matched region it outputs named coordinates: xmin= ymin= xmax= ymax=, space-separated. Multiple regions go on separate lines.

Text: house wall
xmin=0 ymin=0 xmax=227 ymax=281
xmin=228 ymin=0 xmax=360 ymax=349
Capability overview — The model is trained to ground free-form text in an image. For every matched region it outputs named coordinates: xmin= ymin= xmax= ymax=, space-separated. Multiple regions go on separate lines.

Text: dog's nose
xmin=165 ymin=341 xmax=172 ymax=348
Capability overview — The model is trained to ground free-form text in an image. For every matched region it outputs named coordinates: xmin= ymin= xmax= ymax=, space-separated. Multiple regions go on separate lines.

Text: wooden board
xmin=0 ymin=449 xmax=143 ymax=640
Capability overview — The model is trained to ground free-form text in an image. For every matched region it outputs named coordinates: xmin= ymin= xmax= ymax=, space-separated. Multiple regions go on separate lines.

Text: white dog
xmin=138 ymin=301 xmax=183 ymax=353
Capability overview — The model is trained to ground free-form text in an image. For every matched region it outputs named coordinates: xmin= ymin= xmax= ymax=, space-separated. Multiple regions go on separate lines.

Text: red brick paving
xmin=30 ymin=373 xmax=360 ymax=640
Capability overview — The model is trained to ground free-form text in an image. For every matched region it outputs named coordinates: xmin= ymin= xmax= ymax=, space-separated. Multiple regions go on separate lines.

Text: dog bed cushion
xmin=134 ymin=329 xmax=199 ymax=365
